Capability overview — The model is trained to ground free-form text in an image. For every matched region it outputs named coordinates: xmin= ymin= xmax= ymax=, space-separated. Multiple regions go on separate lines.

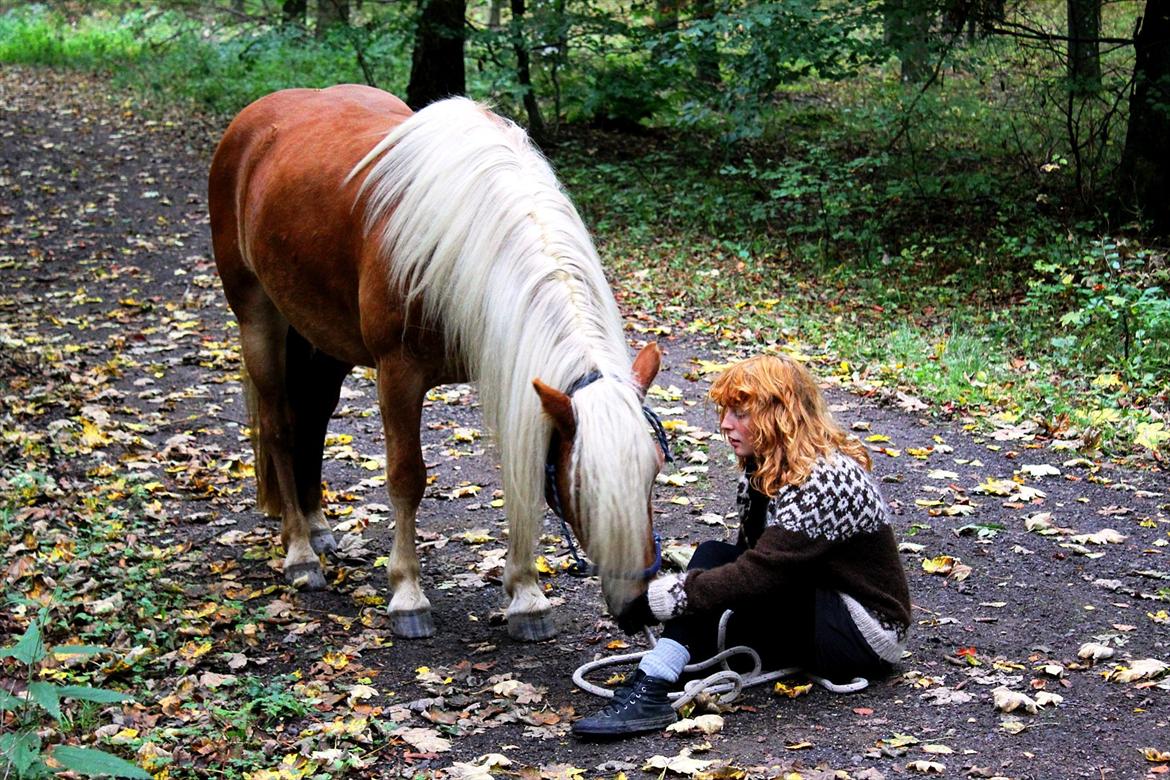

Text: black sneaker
xmin=572 ymin=670 xmax=677 ymax=738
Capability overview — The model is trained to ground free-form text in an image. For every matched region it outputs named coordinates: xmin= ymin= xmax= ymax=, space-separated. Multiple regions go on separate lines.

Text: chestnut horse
xmin=208 ymin=86 xmax=664 ymax=641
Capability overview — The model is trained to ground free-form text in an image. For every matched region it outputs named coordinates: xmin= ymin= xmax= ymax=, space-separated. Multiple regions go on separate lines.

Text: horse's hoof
xmin=390 ymin=609 xmax=435 ymax=639
xmin=310 ymin=529 xmax=338 ymax=557
xmin=508 ymin=611 xmax=557 ymax=641
xmin=285 ymin=562 xmax=327 ymax=591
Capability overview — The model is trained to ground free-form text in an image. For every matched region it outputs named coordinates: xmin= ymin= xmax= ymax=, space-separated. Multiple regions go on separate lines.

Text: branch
xmin=986 ymin=21 xmax=1134 ymax=47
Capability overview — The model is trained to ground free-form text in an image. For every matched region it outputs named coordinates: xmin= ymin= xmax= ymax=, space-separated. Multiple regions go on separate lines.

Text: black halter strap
xmin=544 ymin=370 xmax=671 ymax=579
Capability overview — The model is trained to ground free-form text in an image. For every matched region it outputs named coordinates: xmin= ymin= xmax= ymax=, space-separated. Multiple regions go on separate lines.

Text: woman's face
xmin=720 ymin=407 xmax=755 ymax=458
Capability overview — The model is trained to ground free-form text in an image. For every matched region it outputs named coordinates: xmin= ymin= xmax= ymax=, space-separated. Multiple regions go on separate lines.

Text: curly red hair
xmin=708 ymin=354 xmax=871 ymax=496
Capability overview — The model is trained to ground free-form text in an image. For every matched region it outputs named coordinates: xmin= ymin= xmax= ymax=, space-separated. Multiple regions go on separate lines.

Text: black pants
xmin=661 ymin=540 xmax=891 ymax=685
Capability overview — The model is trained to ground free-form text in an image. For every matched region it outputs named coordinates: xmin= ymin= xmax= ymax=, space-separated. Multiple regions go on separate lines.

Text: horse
xmin=207 ymin=85 xmax=666 ymax=641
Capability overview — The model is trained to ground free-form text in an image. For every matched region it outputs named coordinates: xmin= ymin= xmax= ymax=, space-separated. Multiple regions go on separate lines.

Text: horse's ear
xmin=533 ymin=379 xmax=577 ymax=440
xmin=631 ymin=342 xmax=661 ymax=398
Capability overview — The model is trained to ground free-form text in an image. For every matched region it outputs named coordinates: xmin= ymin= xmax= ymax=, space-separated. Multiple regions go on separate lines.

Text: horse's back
xmin=208 ymin=86 xmax=413 ymax=367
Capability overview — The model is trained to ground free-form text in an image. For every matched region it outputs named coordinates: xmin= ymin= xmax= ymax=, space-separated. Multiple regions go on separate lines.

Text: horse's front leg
xmin=377 ymin=359 xmax=433 ymax=638
xmin=503 ymin=507 xmax=556 ymax=641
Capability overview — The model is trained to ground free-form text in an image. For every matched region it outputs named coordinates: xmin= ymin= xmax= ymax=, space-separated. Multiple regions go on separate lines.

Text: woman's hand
xmin=647 ymin=573 xmax=689 ymax=621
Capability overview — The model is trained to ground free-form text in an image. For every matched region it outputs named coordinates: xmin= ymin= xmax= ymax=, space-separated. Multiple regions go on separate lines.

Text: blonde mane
xmin=349 ymin=98 xmax=657 ymax=608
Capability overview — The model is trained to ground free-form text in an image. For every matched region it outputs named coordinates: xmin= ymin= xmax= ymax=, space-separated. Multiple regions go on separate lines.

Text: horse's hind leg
xmin=286 ymin=328 xmax=353 ymax=557
xmin=376 ymin=357 xmax=434 ymax=638
xmin=238 ymin=298 xmax=326 ymax=590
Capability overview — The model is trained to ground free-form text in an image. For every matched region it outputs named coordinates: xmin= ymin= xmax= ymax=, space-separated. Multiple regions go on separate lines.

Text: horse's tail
xmin=243 ymin=369 xmax=281 ymax=517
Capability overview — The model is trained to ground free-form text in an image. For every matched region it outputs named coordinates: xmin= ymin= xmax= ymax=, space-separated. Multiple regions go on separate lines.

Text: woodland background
xmin=1 ymin=0 xmax=1168 ymax=461
xmin=1 ymin=1 xmax=1169 ymax=779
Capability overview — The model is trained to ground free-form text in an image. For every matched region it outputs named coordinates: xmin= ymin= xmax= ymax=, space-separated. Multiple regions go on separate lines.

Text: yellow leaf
xmin=922 ymin=556 xmax=956 ymax=575
xmin=1143 ymin=747 xmax=1170 ymax=763
xmin=322 ymin=651 xmax=349 ymax=670
xmin=535 ymin=556 xmax=554 ymax=575
xmin=1092 ymin=372 xmax=1122 ymax=388
xmin=692 ymin=359 xmax=733 ymax=376
xmin=80 ymin=419 xmax=110 ymax=449
xmin=773 ymin=681 xmax=812 ymax=698
xmin=459 ymin=529 xmax=494 ymax=544
xmin=975 ymin=477 xmax=1017 ymax=496
xmin=179 ymin=641 xmax=212 ymax=661
xmin=1135 ymin=422 xmax=1170 ymax=451
xmin=865 ymin=434 xmax=891 ymax=443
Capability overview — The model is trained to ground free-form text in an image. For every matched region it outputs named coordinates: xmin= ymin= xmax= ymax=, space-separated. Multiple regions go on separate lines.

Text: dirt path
xmin=2 ymin=66 xmax=1168 ymax=780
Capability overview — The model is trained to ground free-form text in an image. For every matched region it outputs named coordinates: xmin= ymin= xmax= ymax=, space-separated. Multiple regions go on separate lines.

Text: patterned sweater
xmin=650 ymin=452 xmax=912 ymax=663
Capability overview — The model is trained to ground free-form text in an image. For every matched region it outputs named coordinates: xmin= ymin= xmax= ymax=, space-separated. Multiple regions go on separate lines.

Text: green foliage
xmin=0 ymin=614 xmax=146 ymax=780
xmin=0 ymin=5 xmax=413 ymax=114
xmin=671 ymin=1 xmax=886 ymax=141
xmin=1026 ymin=239 xmax=1170 ymax=383
xmin=0 ymin=4 xmax=146 ymax=66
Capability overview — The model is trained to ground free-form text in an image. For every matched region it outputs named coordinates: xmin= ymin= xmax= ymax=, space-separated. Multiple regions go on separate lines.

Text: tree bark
xmin=316 ymin=0 xmax=349 ymax=38
xmin=489 ymin=0 xmax=504 ymax=29
xmin=282 ymin=0 xmax=307 ymax=26
xmin=1117 ymin=4 xmax=1170 ymax=235
xmin=1068 ymin=0 xmax=1101 ymax=94
xmin=406 ymin=0 xmax=467 ymax=109
xmin=884 ymin=0 xmax=933 ymax=83
xmin=509 ymin=0 xmax=546 ymax=143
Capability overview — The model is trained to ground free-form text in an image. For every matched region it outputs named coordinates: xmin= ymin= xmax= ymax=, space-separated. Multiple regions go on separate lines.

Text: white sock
xmin=637 ymin=638 xmax=690 ymax=683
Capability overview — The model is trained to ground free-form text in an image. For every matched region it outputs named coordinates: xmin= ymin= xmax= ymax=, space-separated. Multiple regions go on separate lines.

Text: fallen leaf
xmin=1078 ymin=642 xmax=1114 ymax=661
xmin=1107 ymin=658 xmax=1169 ymax=683
xmin=773 ymin=681 xmax=813 ymax=698
xmin=992 ymin=687 xmax=1038 ymax=714
xmin=1144 ymin=748 xmax=1170 ymax=763
xmin=643 ymin=749 xmax=714 ymax=776
xmin=922 ymin=555 xmax=956 ymax=575
xmin=397 ymin=726 xmax=451 ymax=753
xmin=1020 ymin=463 xmax=1060 ymax=478
xmin=666 ymin=715 xmax=724 ymax=735
xmin=906 ymin=760 xmax=945 ymax=773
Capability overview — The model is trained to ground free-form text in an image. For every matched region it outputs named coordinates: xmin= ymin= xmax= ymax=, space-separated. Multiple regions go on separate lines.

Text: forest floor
xmin=1 ymin=66 xmax=1169 ymax=780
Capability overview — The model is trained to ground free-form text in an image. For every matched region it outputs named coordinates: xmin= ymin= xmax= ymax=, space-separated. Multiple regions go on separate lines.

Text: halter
xmin=544 ymin=370 xmax=672 ymax=579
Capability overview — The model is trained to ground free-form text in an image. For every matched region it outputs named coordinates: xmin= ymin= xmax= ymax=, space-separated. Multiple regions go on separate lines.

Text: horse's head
xmin=533 ymin=343 xmax=665 ymax=619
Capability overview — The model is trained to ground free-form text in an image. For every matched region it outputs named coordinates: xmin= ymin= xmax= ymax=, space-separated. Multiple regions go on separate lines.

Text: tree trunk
xmin=316 ymin=0 xmax=349 ymax=38
xmin=1068 ymin=0 xmax=1101 ymax=94
xmin=282 ymin=0 xmax=307 ymax=26
xmin=406 ymin=0 xmax=467 ymax=109
xmin=885 ymin=0 xmax=933 ymax=83
xmin=489 ymin=0 xmax=504 ymax=29
xmin=1117 ymin=4 xmax=1170 ymax=235
xmin=509 ymin=0 xmax=546 ymax=143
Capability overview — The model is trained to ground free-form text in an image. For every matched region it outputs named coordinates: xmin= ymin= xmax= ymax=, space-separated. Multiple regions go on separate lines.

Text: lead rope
xmin=572 ymin=610 xmax=869 ymax=709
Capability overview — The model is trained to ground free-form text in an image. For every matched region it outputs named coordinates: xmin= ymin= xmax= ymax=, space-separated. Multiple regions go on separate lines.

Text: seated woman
xmin=573 ymin=354 xmax=912 ymax=739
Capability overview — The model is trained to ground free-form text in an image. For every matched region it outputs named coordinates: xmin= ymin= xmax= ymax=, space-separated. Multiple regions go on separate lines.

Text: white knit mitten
xmin=647 ymin=572 xmax=689 ymax=621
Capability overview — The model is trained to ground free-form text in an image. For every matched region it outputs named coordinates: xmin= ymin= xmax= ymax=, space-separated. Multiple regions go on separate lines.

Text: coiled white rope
xmin=573 ymin=610 xmax=869 ymax=710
